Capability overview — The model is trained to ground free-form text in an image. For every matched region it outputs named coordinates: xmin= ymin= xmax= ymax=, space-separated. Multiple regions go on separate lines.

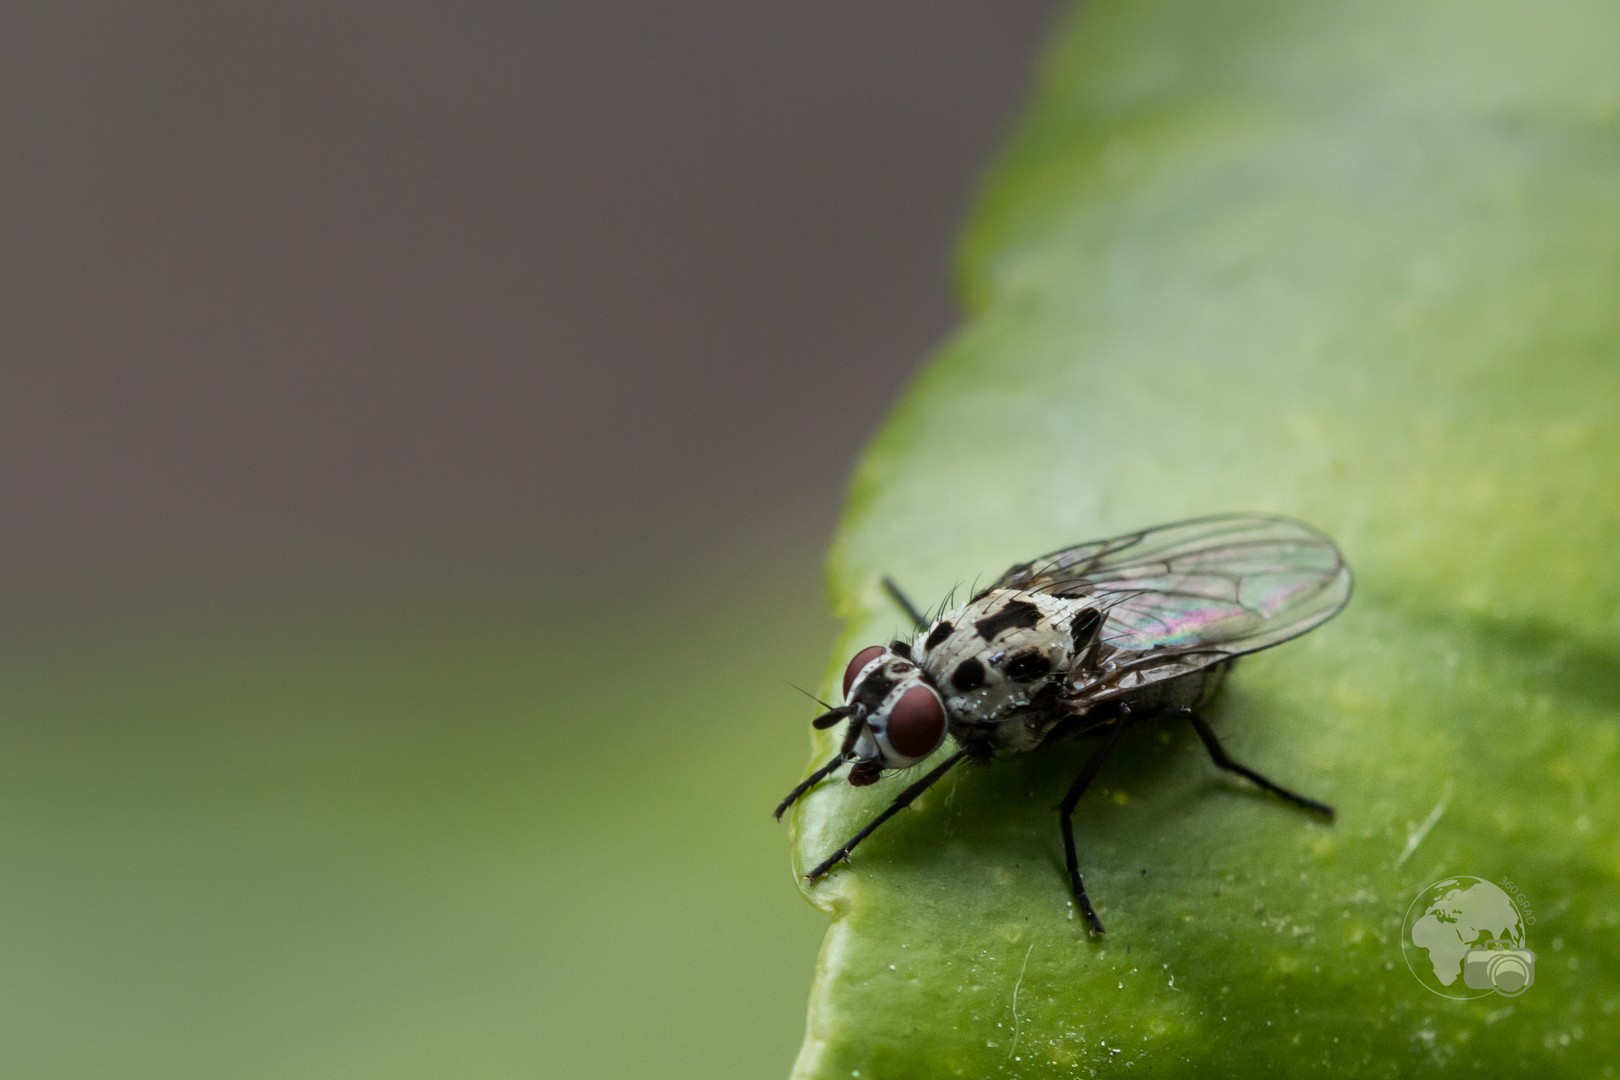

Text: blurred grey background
xmin=1 ymin=0 xmax=1057 ymax=586
xmin=0 ymin=3 xmax=1059 ymax=1078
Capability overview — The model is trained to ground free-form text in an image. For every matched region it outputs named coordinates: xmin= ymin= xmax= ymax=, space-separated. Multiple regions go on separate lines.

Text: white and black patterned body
xmin=917 ymin=591 xmax=1091 ymax=751
xmin=775 ymin=514 xmax=1353 ymax=937
xmin=913 ymin=590 xmax=1224 ymax=757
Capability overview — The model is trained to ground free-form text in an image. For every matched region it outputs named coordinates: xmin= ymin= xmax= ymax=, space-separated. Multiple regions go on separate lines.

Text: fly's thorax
xmin=840 ymin=648 xmax=949 ymax=774
xmin=914 ymin=590 xmax=1098 ymax=731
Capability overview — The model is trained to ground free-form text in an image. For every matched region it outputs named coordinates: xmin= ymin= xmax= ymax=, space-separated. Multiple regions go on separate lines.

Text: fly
xmin=774 ymin=513 xmax=1352 ymax=936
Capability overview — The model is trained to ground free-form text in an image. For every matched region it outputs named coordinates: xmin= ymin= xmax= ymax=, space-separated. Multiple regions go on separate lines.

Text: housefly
xmin=775 ymin=513 xmax=1352 ymax=936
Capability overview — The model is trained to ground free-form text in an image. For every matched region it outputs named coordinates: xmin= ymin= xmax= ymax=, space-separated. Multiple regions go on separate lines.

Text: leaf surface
xmin=787 ymin=2 xmax=1620 ymax=1075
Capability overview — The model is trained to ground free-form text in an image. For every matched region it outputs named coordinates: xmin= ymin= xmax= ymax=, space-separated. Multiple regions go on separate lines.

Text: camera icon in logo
xmin=1462 ymin=938 xmax=1535 ymax=997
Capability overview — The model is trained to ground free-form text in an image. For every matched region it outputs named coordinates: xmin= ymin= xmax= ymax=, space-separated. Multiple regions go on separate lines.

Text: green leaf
xmin=784 ymin=1 xmax=1620 ymax=1075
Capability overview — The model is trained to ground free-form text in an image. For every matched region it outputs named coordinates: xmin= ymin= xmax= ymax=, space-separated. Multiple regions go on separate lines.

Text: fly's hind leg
xmin=1057 ymin=720 xmax=1126 ymax=937
xmin=1180 ymin=709 xmax=1335 ymax=820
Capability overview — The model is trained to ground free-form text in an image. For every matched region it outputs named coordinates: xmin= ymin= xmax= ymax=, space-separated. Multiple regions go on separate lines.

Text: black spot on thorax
xmin=889 ymin=640 xmax=913 ymax=659
xmin=1003 ymin=650 xmax=1053 ymax=683
xmin=949 ymin=657 xmax=986 ymax=692
xmin=924 ymin=621 xmax=954 ymax=651
xmin=1070 ymin=607 xmax=1104 ymax=653
xmin=974 ymin=599 xmax=1041 ymax=641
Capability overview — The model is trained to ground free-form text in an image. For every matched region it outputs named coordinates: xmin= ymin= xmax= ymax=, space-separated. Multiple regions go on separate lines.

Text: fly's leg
xmin=805 ymin=749 xmax=969 ymax=880
xmin=775 ymin=720 xmax=865 ymax=820
xmin=1058 ymin=720 xmax=1126 ymax=938
xmin=1182 ymin=709 xmax=1335 ymax=820
xmin=881 ymin=575 xmax=929 ymax=632
xmin=774 ymin=756 xmax=847 ymax=820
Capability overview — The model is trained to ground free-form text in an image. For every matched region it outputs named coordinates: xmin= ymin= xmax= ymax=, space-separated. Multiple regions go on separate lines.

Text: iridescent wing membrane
xmin=994 ymin=514 xmax=1352 ymax=705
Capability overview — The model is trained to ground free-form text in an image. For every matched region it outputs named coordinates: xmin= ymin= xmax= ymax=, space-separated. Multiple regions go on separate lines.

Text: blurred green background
xmin=0 ymin=3 xmax=1061 ymax=1077
xmin=0 ymin=541 xmax=838 ymax=1078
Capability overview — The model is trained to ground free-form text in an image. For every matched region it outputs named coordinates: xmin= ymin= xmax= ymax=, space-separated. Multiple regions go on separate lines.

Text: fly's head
xmin=813 ymin=644 xmax=948 ymax=785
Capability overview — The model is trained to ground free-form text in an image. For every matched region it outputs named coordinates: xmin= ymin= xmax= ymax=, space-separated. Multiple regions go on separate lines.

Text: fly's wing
xmin=995 ymin=515 xmax=1352 ymax=706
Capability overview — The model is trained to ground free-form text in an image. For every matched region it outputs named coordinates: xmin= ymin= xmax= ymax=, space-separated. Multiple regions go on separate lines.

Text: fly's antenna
xmin=812 ymin=705 xmax=854 ymax=730
xmin=787 ymin=682 xmax=836 ymax=712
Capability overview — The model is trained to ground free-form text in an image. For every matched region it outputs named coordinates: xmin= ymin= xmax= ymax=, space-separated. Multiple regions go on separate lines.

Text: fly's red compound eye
xmin=842 ymin=645 xmax=887 ymax=697
xmin=884 ymin=685 xmax=946 ymax=759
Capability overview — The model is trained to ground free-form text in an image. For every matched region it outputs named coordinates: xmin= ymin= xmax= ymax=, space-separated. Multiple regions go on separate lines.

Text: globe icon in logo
xmin=1401 ymin=877 xmax=1528 ymax=998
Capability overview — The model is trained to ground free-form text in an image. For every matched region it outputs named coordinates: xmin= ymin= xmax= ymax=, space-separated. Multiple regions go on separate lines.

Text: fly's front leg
xmin=805 ymin=749 xmax=968 ymax=880
xmin=1181 ymin=709 xmax=1335 ymax=820
xmin=773 ymin=755 xmax=847 ymax=821
xmin=1057 ymin=720 xmax=1126 ymax=937
xmin=774 ymin=717 xmax=864 ymax=820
